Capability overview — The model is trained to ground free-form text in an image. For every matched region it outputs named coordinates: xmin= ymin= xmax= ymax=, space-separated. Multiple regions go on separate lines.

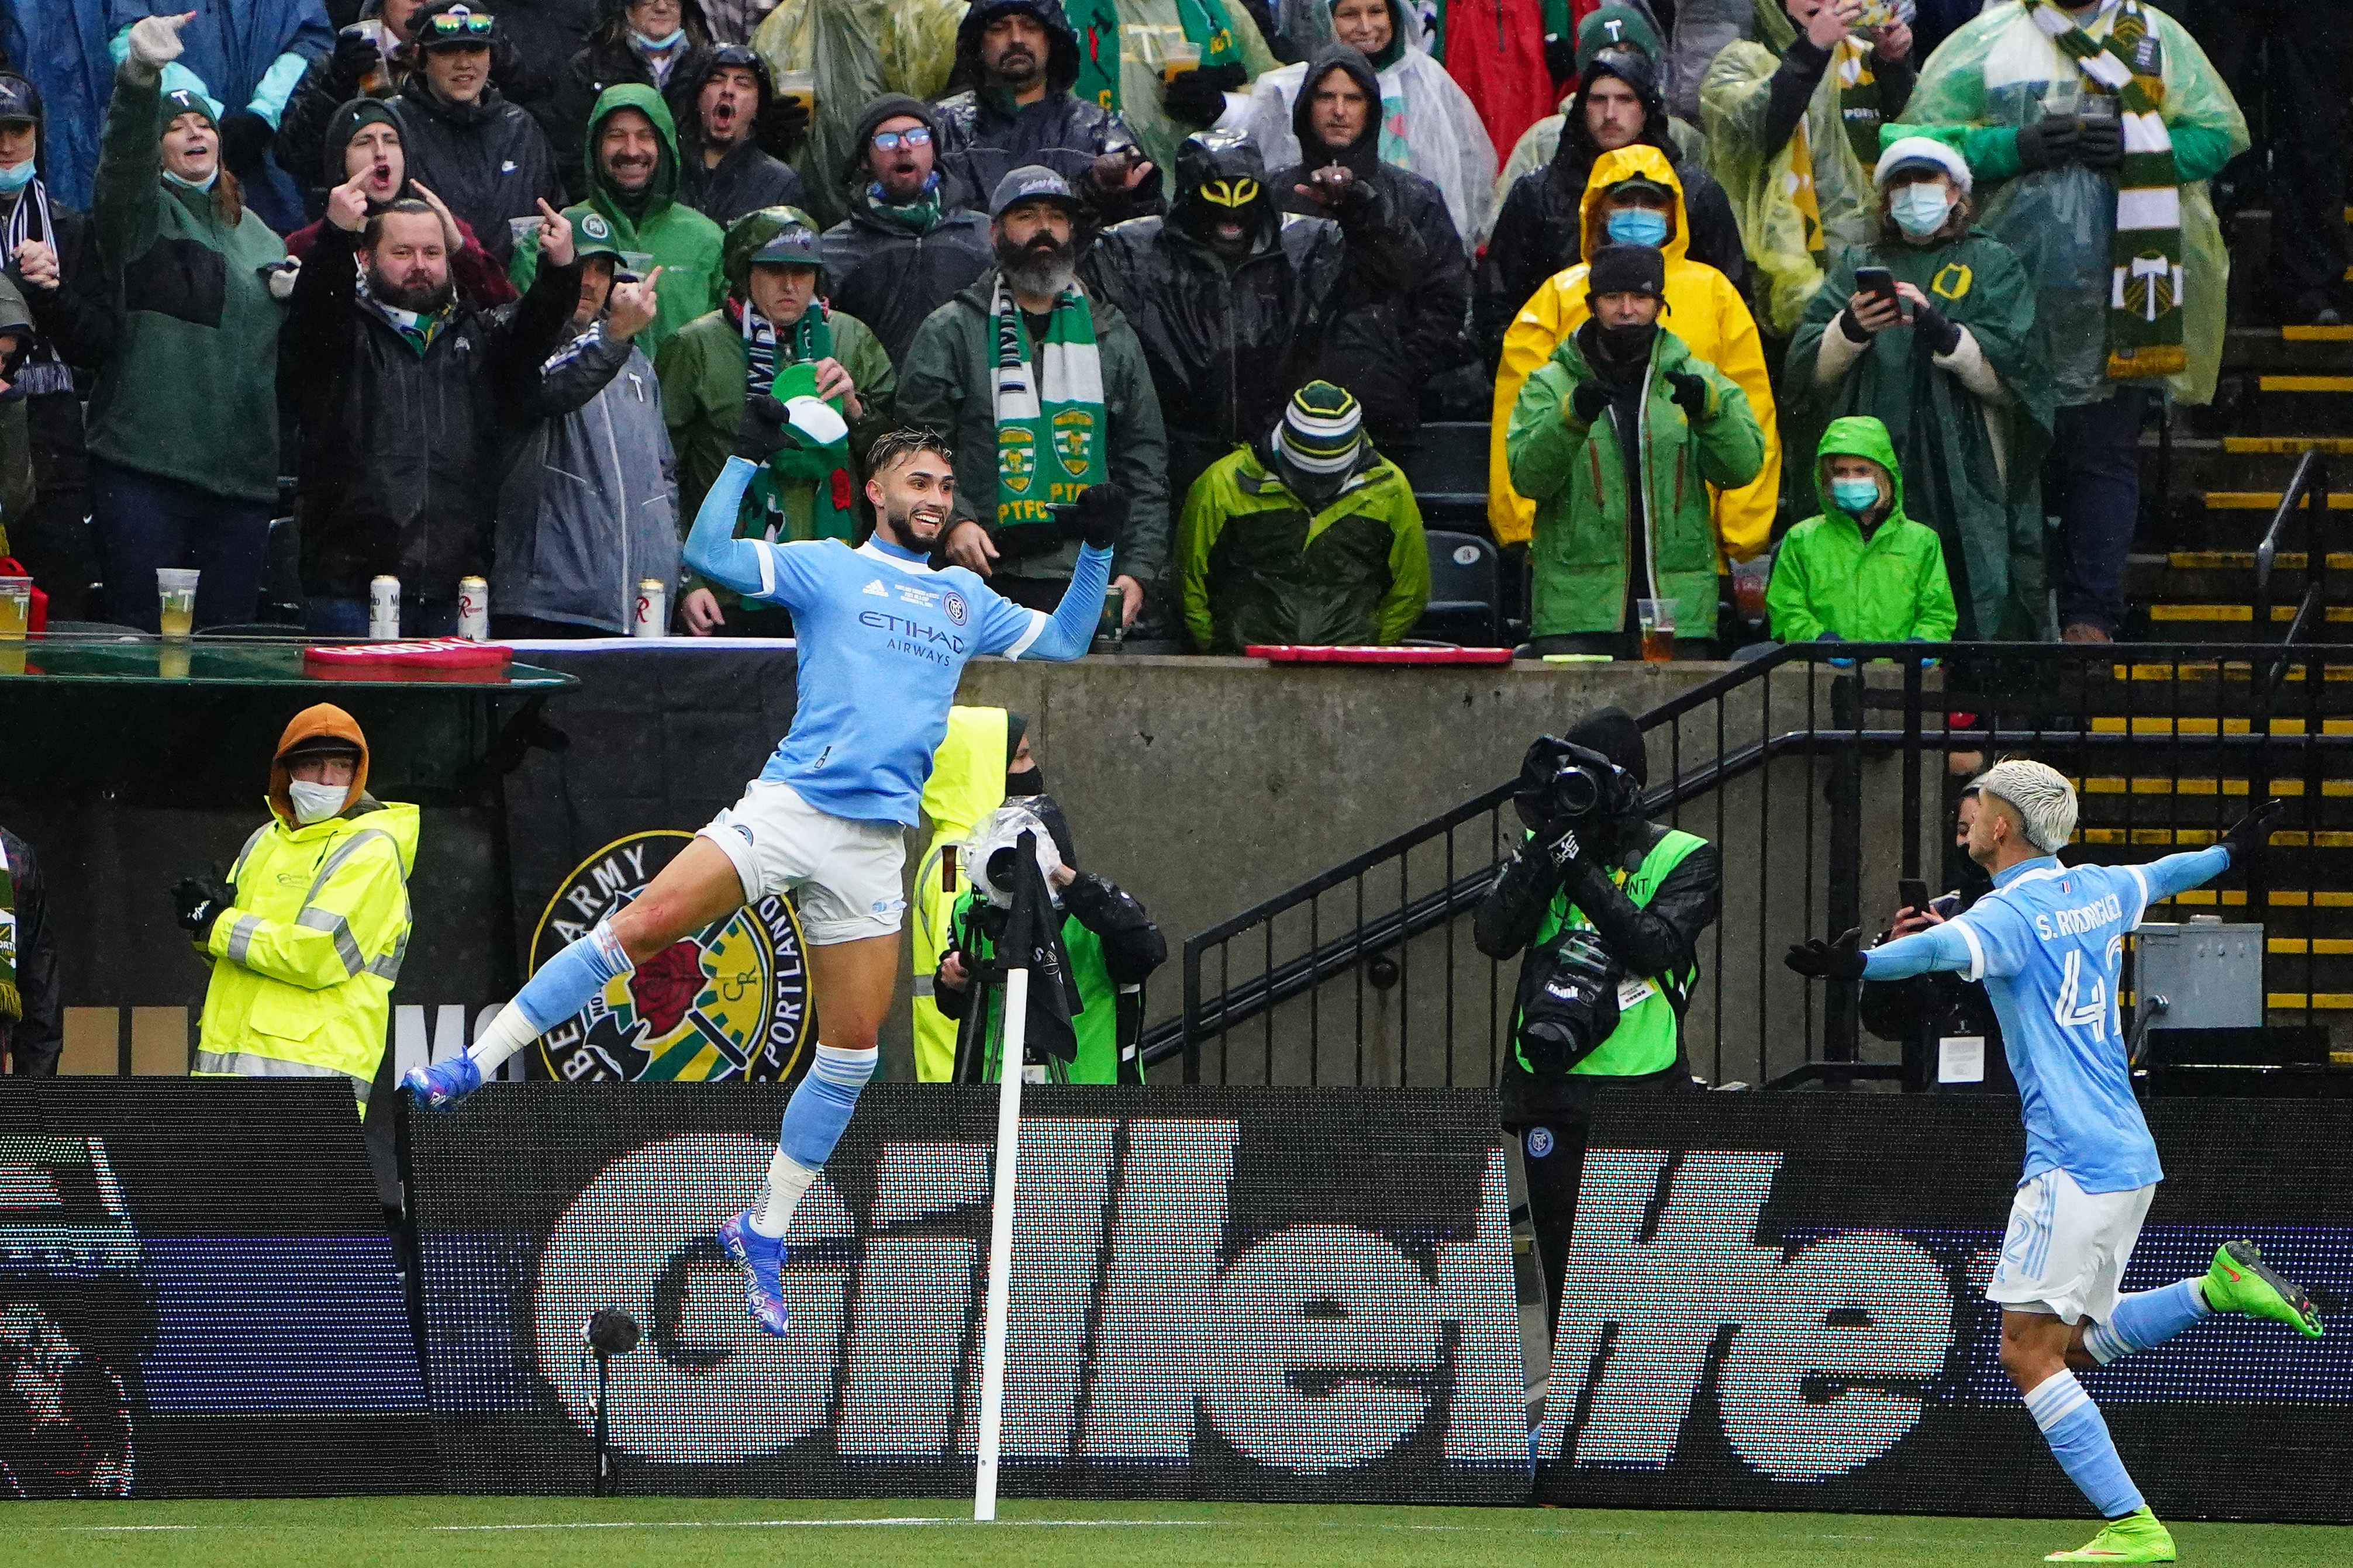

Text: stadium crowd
xmin=0 ymin=0 xmax=2337 ymax=654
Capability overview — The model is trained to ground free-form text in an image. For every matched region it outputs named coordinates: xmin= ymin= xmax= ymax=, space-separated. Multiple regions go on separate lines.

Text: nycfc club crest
xmin=1052 ymin=407 xmax=1095 ymax=478
xmin=532 ymin=831 xmax=812 ymax=1083
xmin=999 ymin=426 xmax=1036 ymax=493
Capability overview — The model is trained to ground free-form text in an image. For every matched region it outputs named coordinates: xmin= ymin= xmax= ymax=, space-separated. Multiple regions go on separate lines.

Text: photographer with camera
xmin=1474 ymin=707 xmax=1721 ymax=1307
xmin=1859 ymin=779 xmax=2013 ymax=1092
xmin=933 ymin=796 xmax=1166 ymax=1084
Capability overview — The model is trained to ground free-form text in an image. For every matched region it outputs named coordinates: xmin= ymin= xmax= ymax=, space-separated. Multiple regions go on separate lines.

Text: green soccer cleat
xmin=2202 ymin=1240 xmax=2324 ymax=1338
xmin=2045 ymin=1507 xmax=2176 ymax=1563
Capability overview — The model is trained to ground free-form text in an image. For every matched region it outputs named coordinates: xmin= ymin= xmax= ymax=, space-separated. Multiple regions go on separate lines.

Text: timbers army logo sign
xmin=531 ymin=831 xmax=813 ymax=1083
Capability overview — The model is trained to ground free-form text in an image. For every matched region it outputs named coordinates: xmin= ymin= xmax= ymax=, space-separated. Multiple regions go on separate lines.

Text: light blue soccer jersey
xmin=684 ymin=455 xmax=1109 ymax=827
xmin=1862 ymin=846 xmax=2227 ymax=1193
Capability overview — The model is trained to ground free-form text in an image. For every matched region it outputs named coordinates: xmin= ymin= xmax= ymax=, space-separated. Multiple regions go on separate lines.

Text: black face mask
xmin=1594 ymin=320 xmax=1657 ymax=362
xmin=1005 ymin=765 xmax=1046 ymax=796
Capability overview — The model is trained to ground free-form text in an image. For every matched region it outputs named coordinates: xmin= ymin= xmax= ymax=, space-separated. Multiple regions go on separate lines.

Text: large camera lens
xmin=1548 ymin=765 xmax=1600 ymax=819
xmin=985 ymin=845 xmax=1019 ymax=892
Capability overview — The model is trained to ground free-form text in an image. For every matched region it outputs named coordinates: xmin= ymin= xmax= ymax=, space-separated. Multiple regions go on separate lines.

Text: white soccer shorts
xmin=698 ymin=780 xmax=908 ymax=945
xmin=1985 ymin=1166 xmax=2156 ymax=1325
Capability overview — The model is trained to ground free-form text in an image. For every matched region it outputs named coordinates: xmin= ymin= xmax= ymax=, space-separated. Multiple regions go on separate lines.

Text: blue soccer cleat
xmin=401 ymin=1054 xmax=483 ymax=1110
xmin=717 ymin=1211 xmax=792 ymax=1336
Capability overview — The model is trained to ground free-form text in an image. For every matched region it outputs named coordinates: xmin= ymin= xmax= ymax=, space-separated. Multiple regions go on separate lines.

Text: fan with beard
xmin=995 ymin=221 xmax=1078 ymax=301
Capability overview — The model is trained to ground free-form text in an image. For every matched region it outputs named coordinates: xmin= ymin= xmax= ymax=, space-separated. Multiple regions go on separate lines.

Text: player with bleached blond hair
xmin=1788 ymin=759 xmax=2322 ymax=1564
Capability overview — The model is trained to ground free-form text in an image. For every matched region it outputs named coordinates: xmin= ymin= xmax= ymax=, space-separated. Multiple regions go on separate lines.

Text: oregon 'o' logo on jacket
xmin=999 ymin=426 xmax=1036 ymax=493
xmin=1051 ymin=407 xmax=1095 ymax=478
xmin=531 ymin=832 xmax=812 ymax=1083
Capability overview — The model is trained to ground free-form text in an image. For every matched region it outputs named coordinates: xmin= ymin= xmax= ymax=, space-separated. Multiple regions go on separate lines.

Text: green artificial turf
xmin=2 ymin=1497 xmax=2341 ymax=1568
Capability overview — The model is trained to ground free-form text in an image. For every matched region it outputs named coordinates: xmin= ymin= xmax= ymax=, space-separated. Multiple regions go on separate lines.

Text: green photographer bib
xmin=1517 ymin=828 xmax=1706 ymax=1080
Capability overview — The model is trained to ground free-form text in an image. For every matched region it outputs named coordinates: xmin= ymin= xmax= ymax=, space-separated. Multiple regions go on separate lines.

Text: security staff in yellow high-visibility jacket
xmin=172 ymin=704 xmax=418 ymax=1114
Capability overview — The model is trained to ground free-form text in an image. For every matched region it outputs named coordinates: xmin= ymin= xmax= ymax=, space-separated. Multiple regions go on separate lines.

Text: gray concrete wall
xmin=892 ymin=655 xmax=1943 ymax=1087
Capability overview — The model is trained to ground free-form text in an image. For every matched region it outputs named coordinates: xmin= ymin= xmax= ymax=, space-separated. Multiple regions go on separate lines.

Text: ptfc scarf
xmin=991 ymin=275 xmax=1106 ymax=555
xmin=2029 ymin=0 xmax=2188 ymax=380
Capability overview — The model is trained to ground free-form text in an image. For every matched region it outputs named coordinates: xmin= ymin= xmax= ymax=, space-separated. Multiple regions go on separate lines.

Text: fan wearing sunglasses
xmin=816 ymin=94 xmax=993 ymax=369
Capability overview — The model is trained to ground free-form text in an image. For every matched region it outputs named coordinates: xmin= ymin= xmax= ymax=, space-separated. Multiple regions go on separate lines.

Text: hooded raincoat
xmin=510 ymin=83 xmax=728 ymax=355
xmin=1785 ymin=214 xmax=2052 ymax=639
xmin=1506 ymin=320 xmax=1765 ymax=638
xmin=931 ymin=0 xmax=1166 ymax=231
xmin=1274 ymin=47 xmax=1472 ymax=454
xmin=1177 ymin=436 xmax=1430 ymax=651
xmin=673 ymin=46 xmax=809 ymax=227
xmin=1488 ymin=144 xmax=1778 ymax=559
xmin=912 ymin=706 xmax=1012 ymax=1083
xmin=195 ymin=705 xmax=418 ymax=1115
xmin=1243 ymin=0 xmax=1498 ymax=242
xmin=1892 ymin=0 xmax=2247 ymax=407
xmin=1085 ymin=129 xmax=1427 ymax=513
xmin=751 ymin=0 xmax=964 ymax=229
xmin=1700 ymin=0 xmax=1902 ymax=335
xmin=1765 ymin=415 xmax=1957 ymax=642
xmin=817 ymin=94 xmax=995 ymax=368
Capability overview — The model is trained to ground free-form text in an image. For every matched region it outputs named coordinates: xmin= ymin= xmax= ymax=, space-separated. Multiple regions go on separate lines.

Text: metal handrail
xmin=2252 ymin=449 xmax=2329 ymax=634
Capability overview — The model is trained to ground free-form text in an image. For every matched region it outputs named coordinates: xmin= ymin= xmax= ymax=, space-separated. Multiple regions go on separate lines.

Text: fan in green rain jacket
xmin=1765 ymin=415 xmax=1957 ymax=643
xmin=1177 ymin=381 xmax=1430 ymax=653
xmin=509 ymin=83 xmax=724 ymax=357
xmin=1505 ymin=246 xmax=1765 ymax=644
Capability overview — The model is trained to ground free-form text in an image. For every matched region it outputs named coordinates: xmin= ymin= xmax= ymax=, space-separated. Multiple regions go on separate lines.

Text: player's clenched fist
xmin=1064 ymin=482 xmax=1129 ymax=550
xmin=732 ymin=394 xmax=793 ymax=462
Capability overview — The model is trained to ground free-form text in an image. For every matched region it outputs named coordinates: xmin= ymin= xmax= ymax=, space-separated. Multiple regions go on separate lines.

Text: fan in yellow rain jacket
xmin=912 ymin=706 xmax=1018 ymax=1082
xmin=173 ymin=704 xmax=418 ymax=1114
xmin=1488 ymin=143 xmax=1778 ymax=574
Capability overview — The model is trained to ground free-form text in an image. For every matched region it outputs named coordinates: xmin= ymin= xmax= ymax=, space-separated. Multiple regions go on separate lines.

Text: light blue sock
xmin=778 ymin=1044 xmax=878 ymax=1169
xmin=508 ymin=922 xmax=633 ymax=1033
xmin=2085 ymin=1279 xmax=2211 ymax=1365
xmin=2025 ymin=1370 xmax=2145 ymax=1518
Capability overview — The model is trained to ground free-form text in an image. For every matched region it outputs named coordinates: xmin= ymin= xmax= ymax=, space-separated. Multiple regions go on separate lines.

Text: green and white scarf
xmin=356 ymin=271 xmax=453 ymax=358
xmin=0 ymin=838 xmax=18 ymax=1024
xmin=2029 ymin=0 xmax=2187 ymax=380
xmin=992 ymin=275 xmax=1106 ymax=552
xmin=736 ymin=296 xmax=858 ymax=547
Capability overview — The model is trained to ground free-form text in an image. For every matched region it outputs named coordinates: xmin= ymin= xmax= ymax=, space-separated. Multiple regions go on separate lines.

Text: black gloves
xmin=1543 ymin=34 xmax=1576 ymax=84
xmin=1062 ymin=482 xmax=1130 ymax=550
xmin=329 ymin=28 xmax=382 ymax=95
xmin=1785 ymin=926 xmax=1865 ymax=980
xmin=731 ymin=393 xmax=793 ymax=463
xmin=2075 ymin=116 xmax=2124 ymax=172
xmin=759 ymin=95 xmax=812 ymax=161
xmin=1571 ymin=380 xmax=1613 ymax=425
xmin=1162 ymin=63 xmax=1247 ymax=130
xmin=2014 ymin=113 xmax=2081 ymax=172
xmin=2221 ymin=797 xmax=2286 ymax=867
xmin=1910 ymin=300 xmax=1963 ymax=357
xmin=217 ymin=108 xmax=274 ymax=174
xmin=172 ymin=875 xmax=236 ymax=942
xmin=1665 ymin=371 xmax=1710 ymax=420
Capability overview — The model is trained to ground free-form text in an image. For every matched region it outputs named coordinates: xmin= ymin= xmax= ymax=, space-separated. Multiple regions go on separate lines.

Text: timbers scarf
xmin=731 ymin=295 xmax=858 ymax=548
xmin=991 ymin=275 xmax=1106 ymax=552
xmin=1786 ymin=37 xmax=1879 ymax=257
xmin=0 ymin=838 xmax=17 ymax=1024
xmin=1064 ymin=0 xmax=1244 ymax=110
xmin=2029 ymin=0 xmax=2186 ymax=380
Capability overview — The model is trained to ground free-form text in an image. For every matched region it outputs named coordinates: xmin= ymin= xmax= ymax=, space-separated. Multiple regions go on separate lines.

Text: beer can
xmin=634 ymin=578 xmax=667 ymax=638
xmin=368 ymin=575 xmax=401 ymax=639
xmin=457 ymin=576 xmax=490 ymax=641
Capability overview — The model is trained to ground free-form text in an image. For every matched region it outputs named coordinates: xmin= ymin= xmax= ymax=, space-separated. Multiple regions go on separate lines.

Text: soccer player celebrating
xmin=401 ymin=408 xmax=1121 ymax=1335
xmin=1788 ymin=760 xmax=2323 ymax=1563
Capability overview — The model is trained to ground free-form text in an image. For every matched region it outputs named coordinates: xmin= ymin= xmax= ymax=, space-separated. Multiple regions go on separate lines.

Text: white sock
xmin=751 ymin=1146 xmax=818 ymax=1238
xmin=465 ymin=1002 xmax=540 ymax=1073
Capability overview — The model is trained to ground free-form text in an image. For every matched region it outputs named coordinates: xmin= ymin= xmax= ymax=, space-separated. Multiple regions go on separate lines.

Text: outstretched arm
xmin=993 ymin=545 xmax=1113 ymax=661
xmin=681 ymin=455 xmax=767 ymax=598
xmin=1858 ymin=920 xmax=1977 ymax=981
xmin=2133 ymin=845 xmax=2229 ymax=911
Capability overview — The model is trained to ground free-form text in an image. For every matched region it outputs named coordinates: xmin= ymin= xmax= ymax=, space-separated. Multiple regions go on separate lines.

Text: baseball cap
xmin=415 ymin=2 xmax=498 ymax=50
xmin=0 ymin=75 xmax=39 ymax=127
xmin=989 ymin=164 xmax=1082 ymax=220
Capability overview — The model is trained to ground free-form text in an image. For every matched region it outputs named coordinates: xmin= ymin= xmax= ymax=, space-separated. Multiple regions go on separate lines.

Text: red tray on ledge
xmin=1243 ymin=644 xmax=1516 ymax=665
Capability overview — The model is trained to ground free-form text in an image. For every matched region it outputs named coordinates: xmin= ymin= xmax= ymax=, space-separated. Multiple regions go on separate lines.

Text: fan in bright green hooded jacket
xmin=1700 ymin=0 xmax=1896 ymax=336
xmin=509 ymin=83 xmax=726 ymax=357
xmin=1888 ymin=0 xmax=2248 ymax=408
xmin=1506 ymin=320 xmax=1767 ymax=641
xmin=1767 ymin=415 xmax=1957 ymax=643
xmin=1783 ymin=180 xmax=2053 ymax=640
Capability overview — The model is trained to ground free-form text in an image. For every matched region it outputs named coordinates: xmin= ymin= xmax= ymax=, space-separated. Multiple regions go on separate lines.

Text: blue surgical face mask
xmin=1830 ymin=475 xmax=1882 ymax=516
xmin=1889 ymin=182 xmax=1952 ymax=238
xmin=1606 ymin=208 xmax=1669 ymax=247
xmin=630 ymin=26 xmax=686 ymax=50
xmin=0 ymin=161 xmax=32 ymax=194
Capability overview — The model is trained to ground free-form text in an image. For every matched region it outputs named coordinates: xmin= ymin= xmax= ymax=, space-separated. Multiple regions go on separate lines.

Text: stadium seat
xmin=1410 ymin=421 xmax=1491 ymax=531
xmin=1414 ymin=530 xmax=1503 ymax=645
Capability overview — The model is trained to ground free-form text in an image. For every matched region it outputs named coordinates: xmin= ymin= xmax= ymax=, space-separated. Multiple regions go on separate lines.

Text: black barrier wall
xmin=409 ymin=1085 xmax=1529 ymax=1500
xmin=0 ymin=1081 xmax=434 ymax=1497
xmin=1537 ymin=1093 xmax=2353 ymax=1523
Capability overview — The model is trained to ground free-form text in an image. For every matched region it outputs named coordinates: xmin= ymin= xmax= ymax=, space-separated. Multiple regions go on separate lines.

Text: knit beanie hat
xmin=1586 ymin=242 xmax=1665 ymax=300
xmin=1576 ymin=5 xmax=1663 ymax=71
xmin=1274 ymin=381 xmax=1365 ymax=476
xmin=325 ymin=97 xmax=401 ymax=174
xmin=161 ymin=84 xmax=220 ymax=132
xmin=1875 ymin=134 xmax=1974 ymax=196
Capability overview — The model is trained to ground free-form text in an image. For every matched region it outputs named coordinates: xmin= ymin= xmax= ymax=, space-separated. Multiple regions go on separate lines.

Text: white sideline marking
xmin=436 ymin=1517 xmax=952 ymax=1532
